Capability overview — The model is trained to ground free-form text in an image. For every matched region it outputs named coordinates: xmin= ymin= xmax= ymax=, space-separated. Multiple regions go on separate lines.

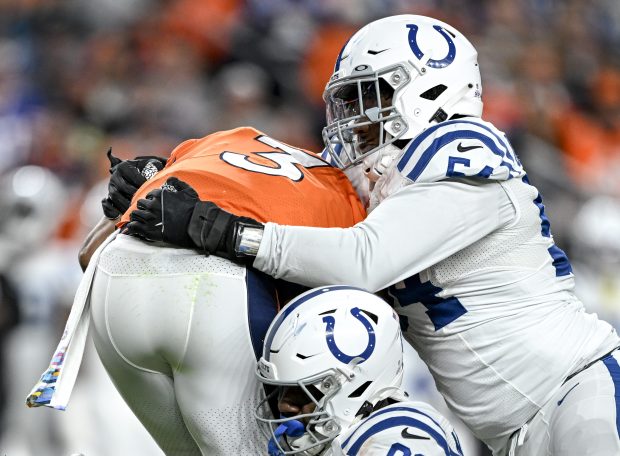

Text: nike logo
xmin=401 ymin=428 xmax=430 ymax=440
xmin=368 ymin=48 xmax=390 ymax=55
xmin=557 ymin=382 xmax=580 ymax=406
xmin=456 ymin=142 xmax=482 ymax=152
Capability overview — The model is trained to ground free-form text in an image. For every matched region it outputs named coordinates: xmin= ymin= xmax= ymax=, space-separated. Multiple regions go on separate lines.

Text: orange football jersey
xmin=120 ymin=127 xmax=366 ymax=228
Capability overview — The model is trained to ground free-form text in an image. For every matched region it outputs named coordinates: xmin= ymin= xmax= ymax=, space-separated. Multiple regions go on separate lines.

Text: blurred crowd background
xmin=0 ymin=0 xmax=618 ymax=455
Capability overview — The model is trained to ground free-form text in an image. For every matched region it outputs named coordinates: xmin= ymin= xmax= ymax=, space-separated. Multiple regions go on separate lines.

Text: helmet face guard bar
xmin=322 ymin=64 xmax=411 ymax=169
xmin=255 ymin=369 xmax=346 ymax=455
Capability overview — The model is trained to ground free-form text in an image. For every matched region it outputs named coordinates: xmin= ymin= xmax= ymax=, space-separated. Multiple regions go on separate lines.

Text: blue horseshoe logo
xmin=407 ymin=24 xmax=456 ymax=69
xmin=322 ymin=307 xmax=376 ymax=364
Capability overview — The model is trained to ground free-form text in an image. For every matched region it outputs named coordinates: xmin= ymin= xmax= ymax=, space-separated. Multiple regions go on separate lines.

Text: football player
xmin=84 ymin=128 xmax=364 ymax=455
xmin=255 ymin=285 xmax=463 ymax=456
xmin=127 ymin=15 xmax=620 ymax=455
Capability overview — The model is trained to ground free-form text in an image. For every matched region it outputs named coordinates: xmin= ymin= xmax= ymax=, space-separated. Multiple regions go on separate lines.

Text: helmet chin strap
xmin=288 ymin=434 xmax=326 ymax=456
xmin=363 ymin=144 xmax=403 ymax=183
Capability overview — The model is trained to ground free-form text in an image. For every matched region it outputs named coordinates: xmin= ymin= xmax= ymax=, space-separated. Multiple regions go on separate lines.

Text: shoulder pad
xmin=337 ymin=401 xmax=463 ymax=455
xmin=396 ymin=118 xmax=525 ymax=184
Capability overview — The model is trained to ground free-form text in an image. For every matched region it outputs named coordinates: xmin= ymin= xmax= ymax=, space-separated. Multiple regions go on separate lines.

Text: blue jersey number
xmin=388 ymin=274 xmax=467 ymax=331
xmin=387 ymin=442 xmax=412 ymax=456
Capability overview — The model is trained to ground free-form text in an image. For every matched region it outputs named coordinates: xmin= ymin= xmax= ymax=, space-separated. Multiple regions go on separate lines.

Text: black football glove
xmin=126 ymin=177 xmax=263 ymax=264
xmin=188 ymin=201 xmax=263 ymax=264
xmin=101 ymin=148 xmax=167 ymax=220
xmin=126 ymin=177 xmax=199 ymax=248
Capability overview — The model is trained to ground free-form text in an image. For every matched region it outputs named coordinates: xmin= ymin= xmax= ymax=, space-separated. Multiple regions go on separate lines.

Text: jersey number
xmin=220 ymin=135 xmax=329 ymax=181
xmin=387 ymin=443 xmax=411 ymax=456
xmin=388 ymin=274 xmax=467 ymax=331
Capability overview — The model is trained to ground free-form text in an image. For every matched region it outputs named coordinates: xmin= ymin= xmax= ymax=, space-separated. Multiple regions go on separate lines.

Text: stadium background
xmin=0 ymin=0 xmax=618 ymax=454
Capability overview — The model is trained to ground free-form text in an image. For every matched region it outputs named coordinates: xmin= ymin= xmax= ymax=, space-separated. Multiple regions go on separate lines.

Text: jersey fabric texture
xmin=119 ymin=127 xmax=365 ymax=228
xmin=254 ymin=117 xmax=620 ymax=453
xmin=330 ymin=401 xmax=463 ymax=456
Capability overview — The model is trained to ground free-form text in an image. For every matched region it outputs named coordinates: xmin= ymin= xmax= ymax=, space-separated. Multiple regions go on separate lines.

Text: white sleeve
xmin=254 ymin=179 xmax=516 ymax=292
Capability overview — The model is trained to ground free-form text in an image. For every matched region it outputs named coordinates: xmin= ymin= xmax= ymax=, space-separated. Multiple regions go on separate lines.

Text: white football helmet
xmin=255 ymin=286 xmax=403 ymax=455
xmin=322 ymin=14 xmax=483 ymax=174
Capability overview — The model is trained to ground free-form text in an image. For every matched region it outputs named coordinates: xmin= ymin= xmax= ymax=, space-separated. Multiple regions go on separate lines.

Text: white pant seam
xmin=103 ymin=275 xmax=161 ymax=374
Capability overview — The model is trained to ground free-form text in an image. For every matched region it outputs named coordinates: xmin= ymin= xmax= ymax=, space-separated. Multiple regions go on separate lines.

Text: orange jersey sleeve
xmin=119 ymin=127 xmax=366 ymax=229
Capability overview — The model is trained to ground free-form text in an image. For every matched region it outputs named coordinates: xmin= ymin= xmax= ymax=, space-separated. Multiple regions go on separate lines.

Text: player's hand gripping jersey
xmin=120 ymin=127 xmax=365 ymax=229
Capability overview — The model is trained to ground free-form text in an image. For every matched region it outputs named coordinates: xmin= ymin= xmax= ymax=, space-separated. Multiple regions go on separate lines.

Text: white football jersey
xmin=328 ymin=401 xmax=463 ymax=456
xmin=254 ymin=117 xmax=620 ymax=445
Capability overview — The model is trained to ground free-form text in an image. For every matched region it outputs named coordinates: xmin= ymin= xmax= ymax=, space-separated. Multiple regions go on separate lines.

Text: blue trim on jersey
xmin=388 ymin=275 xmax=467 ymax=331
xmin=452 ymin=120 xmax=514 ymax=158
xmin=263 ymin=285 xmax=367 ymax=360
xmin=397 ymin=119 xmax=514 ymax=175
xmin=405 ymin=129 xmax=516 ymax=181
xmin=451 ymin=430 xmax=464 ymax=455
xmin=531 ymin=193 xmax=551 ymax=237
xmin=246 ymin=270 xmax=278 ymax=360
xmin=398 ymin=120 xmax=460 ymax=169
xmin=603 ymin=354 xmax=620 ymax=440
xmin=344 ymin=416 xmax=451 ymax=456
xmin=477 ymin=165 xmax=494 ymax=178
xmin=523 ymin=174 xmax=550 ymax=236
xmin=341 ymin=406 xmax=448 ymax=449
xmin=522 ymin=175 xmax=573 ymax=277
xmin=548 ymin=245 xmax=573 ymax=277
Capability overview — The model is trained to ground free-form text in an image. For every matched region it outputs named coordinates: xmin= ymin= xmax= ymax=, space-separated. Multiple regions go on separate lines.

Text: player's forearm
xmin=78 ymin=216 xmax=117 ymax=271
xmin=254 ymin=180 xmax=515 ymax=291
xmin=255 ymin=216 xmax=423 ymax=292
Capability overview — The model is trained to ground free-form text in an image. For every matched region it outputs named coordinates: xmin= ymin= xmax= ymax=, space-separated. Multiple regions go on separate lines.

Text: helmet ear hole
xmin=420 ymin=84 xmax=448 ymax=100
xmin=348 ymin=380 xmax=373 ymax=398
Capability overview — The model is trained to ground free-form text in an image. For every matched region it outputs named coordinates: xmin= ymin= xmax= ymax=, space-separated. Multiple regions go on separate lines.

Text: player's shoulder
xmin=395 ymin=117 xmax=525 ymax=184
xmin=198 ymin=126 xmax=265 ymax=153
xmin=169 ymin=127 xmax=266 ymax=160
xmin=333 ymin=400 xmax=463 ymax=456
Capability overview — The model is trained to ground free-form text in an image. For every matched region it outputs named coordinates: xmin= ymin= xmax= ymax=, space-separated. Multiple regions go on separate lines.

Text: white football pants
xmin=507 ymin=347 xmax=620 ymax=456
xmin=89 ymin=234 xmax=278 ymax=455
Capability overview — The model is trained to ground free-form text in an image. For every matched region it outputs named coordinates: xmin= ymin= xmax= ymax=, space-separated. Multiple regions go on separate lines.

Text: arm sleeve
xmin=254 ymin=179 xmax=516 ymax=292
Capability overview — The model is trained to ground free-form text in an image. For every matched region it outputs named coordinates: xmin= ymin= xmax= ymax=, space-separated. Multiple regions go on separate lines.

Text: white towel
xmin=26 ymin=231 xmax=117 ymax=410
